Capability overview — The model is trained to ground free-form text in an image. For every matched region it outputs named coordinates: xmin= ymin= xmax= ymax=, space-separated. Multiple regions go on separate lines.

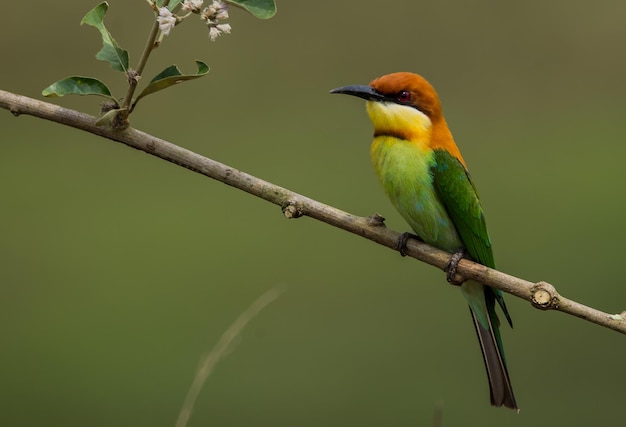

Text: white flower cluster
xmin=182 ymin=0 xmax=204 ymax=13
xmin=157 ymin=1 xmax=232 ymax=41
xmin=157 ymin=7 xmax=177 ymax=36
xmin=200 ymin=1 xmax=231 ymax=41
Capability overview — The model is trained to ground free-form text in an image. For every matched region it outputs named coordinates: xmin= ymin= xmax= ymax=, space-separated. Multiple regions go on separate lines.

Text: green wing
xmin=431 ymin=149 xmax=513 ymax=327
xmin=431 ymin=149 xmax=494 ymax=268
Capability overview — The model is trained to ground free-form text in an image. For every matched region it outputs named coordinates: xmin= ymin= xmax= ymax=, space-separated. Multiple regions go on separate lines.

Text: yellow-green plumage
xmin=371 ymin=135 xmax=462 ymax=252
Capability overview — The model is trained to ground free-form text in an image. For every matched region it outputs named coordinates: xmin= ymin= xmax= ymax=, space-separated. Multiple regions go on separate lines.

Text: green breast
xmin=370 ymin=135 xmax=463 ymax=252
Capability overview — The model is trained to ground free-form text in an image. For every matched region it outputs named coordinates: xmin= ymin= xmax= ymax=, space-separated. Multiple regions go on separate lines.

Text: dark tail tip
xmin=470 ymin=309 xmax=518 ymax=411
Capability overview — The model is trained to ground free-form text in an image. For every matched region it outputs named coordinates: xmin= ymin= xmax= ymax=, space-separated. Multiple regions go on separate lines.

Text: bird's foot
xmin=445 ymin=248 xmax=466 ymax=286
xmin=395 ymin=232 xmax=422 ymax=257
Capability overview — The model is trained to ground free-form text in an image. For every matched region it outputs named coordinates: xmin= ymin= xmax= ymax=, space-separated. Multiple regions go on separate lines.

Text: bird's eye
xmin=397 ymin=90 xmax=411 ymax=103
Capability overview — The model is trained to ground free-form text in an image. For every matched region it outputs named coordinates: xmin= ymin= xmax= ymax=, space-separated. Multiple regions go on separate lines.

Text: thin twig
xmin=175 ymin=287 xmax=283 ymax=427
xmin=1 ymin=89 xmax=625 ymax=335
xmin=123 ymin=0 xmax=170 ymax=112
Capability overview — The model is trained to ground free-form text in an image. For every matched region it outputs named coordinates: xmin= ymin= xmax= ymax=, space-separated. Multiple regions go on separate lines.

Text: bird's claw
xmin=445 ymin=248 xmax=466 ymax=286
xmin=396 ymin=232 xmax=421 ymax=257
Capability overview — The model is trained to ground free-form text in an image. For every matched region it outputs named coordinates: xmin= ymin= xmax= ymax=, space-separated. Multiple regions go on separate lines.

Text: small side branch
xmin=1 ymin=89 xmax=625 ymax=335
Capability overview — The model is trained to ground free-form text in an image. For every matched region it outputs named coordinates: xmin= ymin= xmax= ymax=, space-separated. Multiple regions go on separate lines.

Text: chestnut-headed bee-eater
xmin=330 ymin=72 xmax=517 ymax=410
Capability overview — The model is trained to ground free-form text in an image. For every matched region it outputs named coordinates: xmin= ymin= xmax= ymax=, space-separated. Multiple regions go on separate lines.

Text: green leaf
xmin=42 ymin=76 xmax=114 ymax=99
xmin=80 ymin=2 xmax=129 ymax=72
xmin=227 ymin=0 xmax=277 ymax=19
xmin=95 ymin=107 xmax=127 ymax=127
xmin=133 ymin=60 xmax=210 ymax=107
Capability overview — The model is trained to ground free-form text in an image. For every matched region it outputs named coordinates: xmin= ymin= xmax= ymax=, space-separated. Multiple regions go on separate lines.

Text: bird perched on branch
xmin=330 ymin=72 xmax=518 ymax=410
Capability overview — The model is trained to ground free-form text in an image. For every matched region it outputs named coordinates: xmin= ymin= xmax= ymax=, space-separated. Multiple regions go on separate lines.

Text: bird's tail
xmin=469 ymin=307 xmax=518 ymax=410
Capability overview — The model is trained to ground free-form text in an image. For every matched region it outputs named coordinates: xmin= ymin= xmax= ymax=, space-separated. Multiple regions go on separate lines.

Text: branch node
xmin=100 ymin=100 xmax=119 ymax=115
xmin=531 ymin=281 xmax=559 ymax=310
xmin=281 ymin=200 xmax=303 ymax=219
xmin=366 ymin=213 xmax=386 ymax=227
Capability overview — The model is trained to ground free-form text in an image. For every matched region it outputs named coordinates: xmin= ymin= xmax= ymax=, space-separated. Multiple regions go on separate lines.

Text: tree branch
xmin=2 ymin=89 xmax=625 ymax=335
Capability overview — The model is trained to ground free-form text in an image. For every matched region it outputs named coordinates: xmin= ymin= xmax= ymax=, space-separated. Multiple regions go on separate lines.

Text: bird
xmin=330 ymin=72 xmax=518 ymax=410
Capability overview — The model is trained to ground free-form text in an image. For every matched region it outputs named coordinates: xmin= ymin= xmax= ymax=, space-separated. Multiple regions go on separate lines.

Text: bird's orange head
xmin=368 ymin=72 xmax=443 ymax=121
xmin=330 ymin=72 xmax=464 ymax=165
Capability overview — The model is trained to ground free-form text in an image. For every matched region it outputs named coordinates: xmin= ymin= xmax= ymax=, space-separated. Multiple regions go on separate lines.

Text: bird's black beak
xmin=329 ymin=84 xmax=385 ymax=102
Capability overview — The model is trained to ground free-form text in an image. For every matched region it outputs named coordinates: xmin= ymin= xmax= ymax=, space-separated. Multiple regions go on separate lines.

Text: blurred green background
xmin=2 ymin=1 xmax=626 ymax=425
